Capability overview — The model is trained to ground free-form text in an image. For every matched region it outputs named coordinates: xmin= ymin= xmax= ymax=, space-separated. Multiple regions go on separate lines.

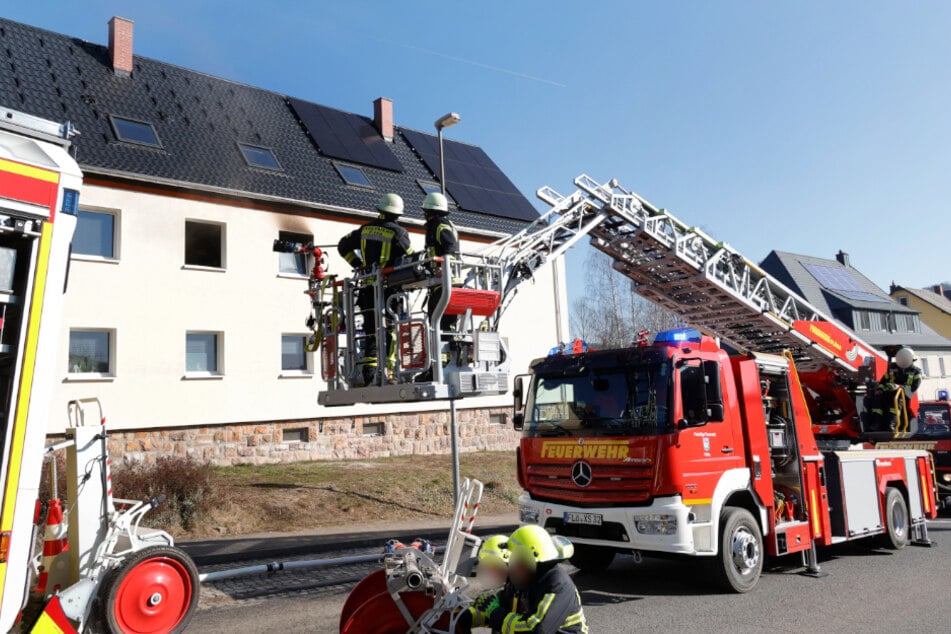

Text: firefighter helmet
xmin=895 ymin=347 xmax=917 ymax=369
xmin=506 ymin=525 xmax=563 ymax=570
xmin=377 ymin=193 xmax=404 ymax=216
xmin=422 ymin=192 xmax=449 ymax=214
xmin=478 ymin=534 xmax=511 ymax=567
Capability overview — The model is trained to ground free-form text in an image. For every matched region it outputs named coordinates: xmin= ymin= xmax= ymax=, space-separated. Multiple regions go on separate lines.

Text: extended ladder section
xmin=535 ymin=175 xmax=883 ymax=376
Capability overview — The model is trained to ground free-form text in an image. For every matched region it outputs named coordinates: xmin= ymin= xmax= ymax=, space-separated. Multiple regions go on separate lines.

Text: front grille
xmin=526 ymin=461 xmax=653 ymax=507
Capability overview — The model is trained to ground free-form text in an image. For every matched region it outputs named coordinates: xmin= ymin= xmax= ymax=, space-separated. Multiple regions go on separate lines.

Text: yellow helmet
xmin=478 ymin=534 xmax=510 ymax=567
xmin=506 ymin=525 xmax=561 ymax=570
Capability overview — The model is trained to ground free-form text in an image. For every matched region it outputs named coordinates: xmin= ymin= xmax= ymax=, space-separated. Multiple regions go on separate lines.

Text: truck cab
xmin=514 ymin=328 xmax=938 ymax=591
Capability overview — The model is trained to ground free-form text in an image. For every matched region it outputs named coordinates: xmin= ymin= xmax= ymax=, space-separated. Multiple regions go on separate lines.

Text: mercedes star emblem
xmin=571 ymin=461 xmax=593 ymax=488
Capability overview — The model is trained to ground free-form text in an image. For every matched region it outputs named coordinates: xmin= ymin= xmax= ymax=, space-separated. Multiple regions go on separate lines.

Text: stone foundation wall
xmin=100 ymin=406 xmax=518 ymax=466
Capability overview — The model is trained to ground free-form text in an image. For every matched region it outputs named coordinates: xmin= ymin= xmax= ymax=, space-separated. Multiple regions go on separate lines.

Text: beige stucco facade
xmin=49 ymin=181 xmax=567 ymax=454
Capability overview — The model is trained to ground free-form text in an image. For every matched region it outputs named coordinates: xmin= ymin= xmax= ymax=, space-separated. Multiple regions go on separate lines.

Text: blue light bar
xmin=654 ymin=328 xmax=702 ymax=345
xmin=61 ymin=189 xmax=80 ymax=215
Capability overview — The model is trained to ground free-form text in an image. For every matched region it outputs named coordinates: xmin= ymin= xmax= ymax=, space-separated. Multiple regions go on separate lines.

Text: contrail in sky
xmin=365 ymin=35 xmax=568 ymax=88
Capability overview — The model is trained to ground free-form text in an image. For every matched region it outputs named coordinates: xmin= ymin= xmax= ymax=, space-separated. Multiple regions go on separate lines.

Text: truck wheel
xmin=711 ymin=507 xmax=763 ymax=593
xmin=881 ymin=488 xmax=909 ymax=550
xmin=98 ymin=545 xmax=199 ymax=634
xmin=569 ymin=544 xmax=615 ymax=573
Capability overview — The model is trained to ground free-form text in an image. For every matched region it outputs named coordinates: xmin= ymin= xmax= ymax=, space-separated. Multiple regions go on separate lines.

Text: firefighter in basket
xmin=337 ymin=193 xmax=414 ymax=385
xmin=869 ymin=347 xmax=923 ymax=431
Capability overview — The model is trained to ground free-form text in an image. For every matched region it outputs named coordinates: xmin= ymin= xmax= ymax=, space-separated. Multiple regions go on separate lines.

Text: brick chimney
xmin=835 ymin=250 xmax=850 ymax=267
xmin=373 ymin=97 xmax=393 ymax=142
xmin=108 ymin=17 xmax=134 ymax=77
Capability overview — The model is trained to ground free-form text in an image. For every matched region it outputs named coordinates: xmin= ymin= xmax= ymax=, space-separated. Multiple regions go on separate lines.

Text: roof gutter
xmin=80 ymin=167 xmax=513 ymax=240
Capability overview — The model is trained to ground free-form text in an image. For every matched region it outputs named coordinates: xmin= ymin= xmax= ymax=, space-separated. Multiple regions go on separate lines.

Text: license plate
xmin=564 ymin=512 xmax=602 ymax=526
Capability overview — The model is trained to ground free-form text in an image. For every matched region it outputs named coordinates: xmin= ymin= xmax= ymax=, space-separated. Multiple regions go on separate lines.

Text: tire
xmin=881 ymin=487 xmax=909 ymax=550
xmin=98 ymin=545 xmax=199 ymax=634
xmin=710 ymin=507 xmax=763 ymax=593
xmin=569 ymin=544 xmax=615 ymax=573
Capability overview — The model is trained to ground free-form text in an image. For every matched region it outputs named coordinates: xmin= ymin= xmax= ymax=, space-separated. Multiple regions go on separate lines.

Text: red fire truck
xmin=0 ymin=107 xmax=198 ymax=633
xmin=509 ymin=175 xmax=940 ymax=591
xmin=513 ymin=329 xmax=937 ymax=591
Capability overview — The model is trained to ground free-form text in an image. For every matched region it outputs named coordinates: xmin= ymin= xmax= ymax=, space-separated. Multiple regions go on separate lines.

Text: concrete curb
xmin=180 ymin=517 xmax=519 ymax=566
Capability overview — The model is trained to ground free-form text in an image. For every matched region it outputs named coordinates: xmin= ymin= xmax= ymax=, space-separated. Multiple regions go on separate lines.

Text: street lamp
xmin=434 ymin=111 xmax=461 ymax=503
xmin=434 ymin=112 xmax=461 ymax=196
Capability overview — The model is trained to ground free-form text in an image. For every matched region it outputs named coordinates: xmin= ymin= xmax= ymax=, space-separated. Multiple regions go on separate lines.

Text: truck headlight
xmin=519 ymin=505 xmax=540 ymax=524
xmin=635 ymin=514 xmax=678 ymax=535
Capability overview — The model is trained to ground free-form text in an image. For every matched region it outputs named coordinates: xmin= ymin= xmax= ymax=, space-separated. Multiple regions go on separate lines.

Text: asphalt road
xmin=190 ymin=519 xmax=951 ymax=633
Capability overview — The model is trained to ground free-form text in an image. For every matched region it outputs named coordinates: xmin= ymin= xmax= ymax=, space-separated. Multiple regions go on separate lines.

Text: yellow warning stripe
xmin=810 ymin=489 xmax=820 ymax=536
xmin=0 ymin=222 xmax=52 ymax=593
xmin=0 ymin=157 xmax=59 ymax=184
xmin=683 ymin=498 xmax=712 ymax=506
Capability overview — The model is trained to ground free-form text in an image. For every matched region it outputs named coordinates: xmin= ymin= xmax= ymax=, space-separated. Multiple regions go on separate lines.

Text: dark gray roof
xmin=0 ymin=17 xmax=536 ymax=236
xmin=761 ymin=250 xmax=951 ymax=350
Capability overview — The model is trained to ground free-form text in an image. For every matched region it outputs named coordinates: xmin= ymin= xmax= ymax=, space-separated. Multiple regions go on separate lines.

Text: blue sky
xmin=6 ymin=1 xmax=950 ymax=317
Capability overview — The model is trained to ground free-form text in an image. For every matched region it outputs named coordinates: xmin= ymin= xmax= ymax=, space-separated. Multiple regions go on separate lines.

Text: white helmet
xmin=422 ymin=192 xmax=449 ymax=214
xmin=377 ymin=193 xmax=404 ymax=216
xmin=895 ymin=347 xmax=917 ymax=369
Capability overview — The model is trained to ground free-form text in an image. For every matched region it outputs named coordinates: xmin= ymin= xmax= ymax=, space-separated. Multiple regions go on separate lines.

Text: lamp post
xmin=434 ymin=112 xmax=461 ymax=196
xmin=434 ymin=111 xmax=461 ymax=503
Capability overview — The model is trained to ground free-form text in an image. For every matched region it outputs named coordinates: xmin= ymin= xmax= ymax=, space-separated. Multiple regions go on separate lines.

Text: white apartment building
xmin=2 ymin=17 xmax=567 ymax=463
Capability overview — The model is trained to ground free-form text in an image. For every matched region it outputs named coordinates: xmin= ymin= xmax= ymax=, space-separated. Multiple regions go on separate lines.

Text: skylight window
xmin=109 ymin=115 xmax=162 ymax=147
xmin=335 ymin=163 xmax=373 ymax=187
xmin=238 ymin=143 xmax=282 ymax=170
xmin=417 ymin=180 xmax=456 ymax=204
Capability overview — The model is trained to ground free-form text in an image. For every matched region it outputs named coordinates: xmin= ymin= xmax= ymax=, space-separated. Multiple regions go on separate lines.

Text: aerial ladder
xmin=534 ymin=174 xmax=904 ymax=444
xmin=290 ymin=172 xmax=905 ymax=442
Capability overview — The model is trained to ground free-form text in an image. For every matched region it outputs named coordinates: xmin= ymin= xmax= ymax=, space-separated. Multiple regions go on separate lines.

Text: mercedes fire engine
xmin=0 ymin=108 xmax=199 ymax=633
xmin=512 ymin=175 xmax=939 ymax=591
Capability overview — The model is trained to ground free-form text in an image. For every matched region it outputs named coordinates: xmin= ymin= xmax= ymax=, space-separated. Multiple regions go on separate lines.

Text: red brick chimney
xmin=108 ymin=17 xmax=134 ymax=77
xmin=373 ymin=97 xmax=393 ymax=142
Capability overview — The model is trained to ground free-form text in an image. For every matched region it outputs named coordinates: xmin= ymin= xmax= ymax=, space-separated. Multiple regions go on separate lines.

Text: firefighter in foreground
xmin=869 ymin=347 xmax=923 ymax=431
xmin=462 ymin=525 xmax=587 ymax=633
xmin=337 ymin=193 xmax=414 ymax=384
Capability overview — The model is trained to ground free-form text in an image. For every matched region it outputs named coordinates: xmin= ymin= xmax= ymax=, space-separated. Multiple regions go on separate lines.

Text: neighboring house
xmin=889 ymin=284 xmax=951 ymax=388
xmin=0 ymin=17 xmax=568 ymax=464
xmin=760 ymin=250 xmax=951 ymax=401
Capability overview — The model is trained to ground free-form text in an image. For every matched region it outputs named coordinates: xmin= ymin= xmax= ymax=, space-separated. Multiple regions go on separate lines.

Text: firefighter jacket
xmin=337 ymin=216 xmax=413 ymax=270
xmin=424 ymin=216 xmax=459 ymax=259
xmin=485 ymin=564 xmax=587 ymax=634
xmin=879 ymin=363 xmax=922 ymax=396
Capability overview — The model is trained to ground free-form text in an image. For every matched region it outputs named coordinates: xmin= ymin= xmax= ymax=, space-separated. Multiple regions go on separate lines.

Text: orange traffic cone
xmin=33 ymin=499 xmax=69 ymax=595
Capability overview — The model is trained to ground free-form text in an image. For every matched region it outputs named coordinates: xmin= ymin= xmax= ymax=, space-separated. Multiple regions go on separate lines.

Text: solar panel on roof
xmin=400 ymin=128 xmax=538 ymax=222
xmin=836 ymin=290 xmax=891 ymax=303
xmin=287 ymin=97 xmax=402 ymax=172
xmin=802 ymin=262 xmax=863 ymax=291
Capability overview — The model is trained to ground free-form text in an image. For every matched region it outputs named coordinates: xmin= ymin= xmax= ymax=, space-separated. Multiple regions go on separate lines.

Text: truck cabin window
xmin=524 ymin=365 xmax=670 ymax=437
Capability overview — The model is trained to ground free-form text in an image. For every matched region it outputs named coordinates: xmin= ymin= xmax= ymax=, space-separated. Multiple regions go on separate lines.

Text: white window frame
xmin=66 ymin=328 xmax=116 ymax=382
xmin=71 ymin=206 xmax=121 ymax=263
xmin=279 ymin=333 xmax=313 ymax=378
xmin=183 ymin=219 xmax=227 ymax=271
xmin=184 ymin=331 xmax=224 ymax=379
xmin=920 ymin=357 xmax=931 ymax=377
xmin=277 ymin=230 xmax=313 ymax=279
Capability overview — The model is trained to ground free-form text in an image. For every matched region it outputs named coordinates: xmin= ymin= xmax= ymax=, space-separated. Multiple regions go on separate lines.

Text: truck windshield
xmin=523 ymin=364 xmax=670 ymax=438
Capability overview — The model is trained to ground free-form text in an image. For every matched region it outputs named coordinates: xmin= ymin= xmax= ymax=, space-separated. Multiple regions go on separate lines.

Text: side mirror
xmin=679 ymin=364 xmax=708 ymax=426
xmin=513 ymin=376 xmax=525 ymax=412
xmin=513 ymin=412 xmax=525 ymax=431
